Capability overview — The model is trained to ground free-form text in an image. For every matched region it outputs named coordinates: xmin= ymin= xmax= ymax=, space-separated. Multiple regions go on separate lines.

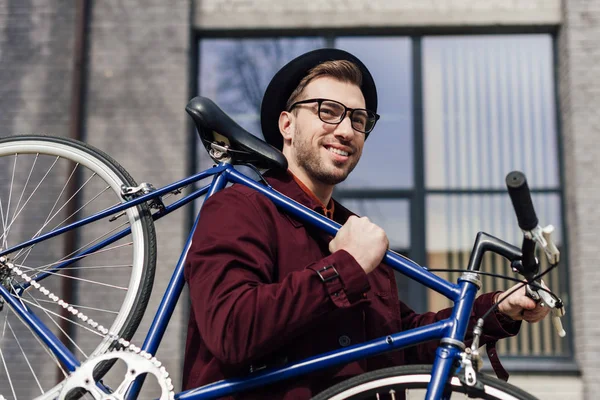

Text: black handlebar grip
xmin=505 ymin=171 xmax=539 ymax=231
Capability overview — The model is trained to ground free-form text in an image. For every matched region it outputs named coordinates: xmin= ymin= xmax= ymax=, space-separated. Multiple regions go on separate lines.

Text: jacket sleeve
xmin=401 ymin=291 xmax=521 ymax=364
xmin=184 ymin=188 xmax=370 ymax=367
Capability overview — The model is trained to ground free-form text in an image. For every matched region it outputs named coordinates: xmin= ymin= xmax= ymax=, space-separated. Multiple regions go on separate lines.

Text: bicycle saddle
xmin=186 ymin=96 xmax=288 ymax=170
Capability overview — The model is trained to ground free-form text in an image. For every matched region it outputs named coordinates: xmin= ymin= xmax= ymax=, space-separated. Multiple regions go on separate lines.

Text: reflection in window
xmin=199 ymin=38 xmax=326 ymax=137
xmin=339 ymin=198 xmax=410 ymax=251
xmin=336 ymin=37 xmax=414 ymax=189
xmin=197 ymin=38 xmax=325 ymax=171
xmin=423 ymin=35 xmax=558 ymax=189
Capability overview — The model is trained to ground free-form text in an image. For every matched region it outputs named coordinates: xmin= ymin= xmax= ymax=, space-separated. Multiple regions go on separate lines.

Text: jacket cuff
xmin=306 ymin=250 xmax=370 ymax=308
xmin=475 ymin=291 xmax=521 ymax=338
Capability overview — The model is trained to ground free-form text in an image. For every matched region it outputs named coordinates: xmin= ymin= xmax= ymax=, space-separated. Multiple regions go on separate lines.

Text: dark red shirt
xmin=183 ymin=169 xmax=519 ymax=399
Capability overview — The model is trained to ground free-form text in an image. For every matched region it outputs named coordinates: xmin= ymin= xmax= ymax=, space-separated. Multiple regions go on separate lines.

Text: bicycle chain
xmin=3 ymin=259 xmax=175 ymax=399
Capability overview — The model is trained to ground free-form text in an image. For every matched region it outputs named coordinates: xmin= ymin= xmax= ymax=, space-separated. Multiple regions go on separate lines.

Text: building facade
xmin=0 ymin=0 xmax=598 ymax=399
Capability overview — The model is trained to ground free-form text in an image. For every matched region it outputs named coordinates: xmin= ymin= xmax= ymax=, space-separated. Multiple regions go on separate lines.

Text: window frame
xmin=191 ymin=28 xmax=575 ymax=373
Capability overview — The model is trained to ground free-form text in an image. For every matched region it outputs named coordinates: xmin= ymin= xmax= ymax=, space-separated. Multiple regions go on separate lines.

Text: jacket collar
xmin=263 ymin=169 xmax=354 ymax=225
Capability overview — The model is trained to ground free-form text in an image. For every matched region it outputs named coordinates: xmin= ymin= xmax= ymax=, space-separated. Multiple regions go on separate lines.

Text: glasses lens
xmin=351 ymin=109 xmax=377 ymax=133
xmin=319 ymin=100 xmax=345 ymax=123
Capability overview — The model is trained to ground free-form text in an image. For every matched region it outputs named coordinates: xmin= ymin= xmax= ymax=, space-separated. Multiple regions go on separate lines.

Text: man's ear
xmin=278 ymin=111 xmax=294 ymax=144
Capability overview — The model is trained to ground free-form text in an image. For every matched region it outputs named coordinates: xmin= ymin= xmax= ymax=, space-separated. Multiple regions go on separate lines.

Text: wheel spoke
xmin=3 ymin=154 xmax=40 ymax=244
xmin=58 ymin=219 xmax=130 ymax=265
xmin=10 ymin=161 xmax=78 ymax=262
xmin=7 ymin=156 xmax=60 ymax=233
xmin=0 ymin=137 xmax=155 ymax=399
xmin=32 ymin=298 xmax=119 ymax=315
xmin=2 ymin=153 xmax=18 ymax=250
xmin=6 ymin=318 xmax=44 ymax=394
xmin=0 ymin=345 xmax=18 ymax=400
xmin=5 ymin=302 xmax=70 ymax=379
xmin=40 ymin=160 xmax=78 ymax=229
xmin=14 ymin=241 xmax=132 ymax=275
xmin=22 ymin=291 xmax=89 ymax=359
xmin=18 ymin=264 xmax=128 ymax=291
xmin=47 ymin=173 xmax=99 ymax=232
xmin=12 ymin=173 xmax=103 ymax=262
xmin=19 ymin=294 xmax=102 ymax=343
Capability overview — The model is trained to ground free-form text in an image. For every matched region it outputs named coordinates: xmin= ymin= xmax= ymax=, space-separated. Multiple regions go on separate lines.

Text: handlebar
xmin=505 ymin=171 xmax=538 ymax=231
xmin=505 ymin=171 xmax=539 ymax=277
xmin=504 ymin=171 xmax=565 ymax=337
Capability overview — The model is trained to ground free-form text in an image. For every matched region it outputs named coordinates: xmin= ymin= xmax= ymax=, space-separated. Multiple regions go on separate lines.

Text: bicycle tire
xmin=0 ymin=135 xmax=156 ymax=400
xmin=312 ymin=365 xmax=538 ymax=400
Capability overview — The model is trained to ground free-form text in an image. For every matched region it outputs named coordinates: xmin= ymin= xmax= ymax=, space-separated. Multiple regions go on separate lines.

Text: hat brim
xmin=260 ymin=48 xmax=377 ymax=151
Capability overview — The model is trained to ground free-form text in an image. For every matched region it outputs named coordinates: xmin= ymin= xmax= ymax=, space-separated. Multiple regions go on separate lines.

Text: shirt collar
xmin=289 ymin=172 xmax=335 ymax=219
xmin=263 ymin=169 xmax=337 ymax=219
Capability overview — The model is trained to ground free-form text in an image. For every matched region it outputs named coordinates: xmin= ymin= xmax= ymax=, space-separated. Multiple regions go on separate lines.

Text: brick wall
xmin=3 ymin=0 xmax=597 ymax=398
xmin=1 ymin=0 xmax=191 ymax=397
xmin=194 ymin=0 xmax=562 ymax=29
xmin=85 ymin=0 xmax=191 ymax=394
xmin=0 ymin=2 xmax=76 ymax=398
xmin=559 ymin=0 xmax=600 ymax=398
xmin=0 ymin=0 xmax=75 ymax=137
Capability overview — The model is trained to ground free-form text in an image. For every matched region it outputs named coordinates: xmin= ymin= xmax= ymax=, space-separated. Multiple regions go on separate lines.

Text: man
xmin=183 ymin=48 xmax=549 ymax=398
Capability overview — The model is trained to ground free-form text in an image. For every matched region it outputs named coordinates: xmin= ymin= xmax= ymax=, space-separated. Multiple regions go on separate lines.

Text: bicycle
xmin=0 ymin=96 xmax=567 ymax=400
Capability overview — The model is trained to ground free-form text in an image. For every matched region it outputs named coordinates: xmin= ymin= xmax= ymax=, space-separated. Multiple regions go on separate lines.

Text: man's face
xmin=282 ymin=76 xmax=366 ymax=186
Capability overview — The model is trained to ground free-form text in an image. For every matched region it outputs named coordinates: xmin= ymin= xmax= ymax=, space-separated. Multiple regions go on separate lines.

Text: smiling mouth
xmin=325 ymin=146 xmax=350 ymax=157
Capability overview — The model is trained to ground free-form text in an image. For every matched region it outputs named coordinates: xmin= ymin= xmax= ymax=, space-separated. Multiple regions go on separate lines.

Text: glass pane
xmin=339 ymin=198 xmax=410 ymax=250
xmin=336 ymin=37 xmax=413 ymax=189
xmin=197 ymin=37 xmax=325 ymax=170
xmin=199 ymin=37 xmax=326 ymax=136
xmin=423 ymin=35 xmax=559 ymax=189
xmin=426 ymin=193 xmax=569 ymax=357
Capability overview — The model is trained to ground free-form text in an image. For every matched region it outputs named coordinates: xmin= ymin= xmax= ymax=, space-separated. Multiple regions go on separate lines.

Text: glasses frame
xmin=288 ymin=98 xmax=380 ymax=135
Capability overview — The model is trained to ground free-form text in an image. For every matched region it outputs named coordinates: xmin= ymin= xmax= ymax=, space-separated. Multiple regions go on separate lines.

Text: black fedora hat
xmin=260 ymin=48 xmax=378 ymax=151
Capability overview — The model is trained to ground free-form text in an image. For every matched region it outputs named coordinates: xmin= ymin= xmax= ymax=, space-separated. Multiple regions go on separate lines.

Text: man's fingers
xmin=522 ymin=305 xmax=551 ymax=323
xmin=518 ymin=296 xmax=538 ymax=310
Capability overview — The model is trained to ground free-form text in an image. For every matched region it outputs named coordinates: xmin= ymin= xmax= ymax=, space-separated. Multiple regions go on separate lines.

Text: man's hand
xmin=329 ymin=215 xmax=389 ymax=274
xmin=495 ymin=283 xmax=551 ymax=322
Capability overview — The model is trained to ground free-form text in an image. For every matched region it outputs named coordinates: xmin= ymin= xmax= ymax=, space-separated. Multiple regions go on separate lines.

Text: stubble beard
xmin=292 ymin=127 xmax=359 ymax=186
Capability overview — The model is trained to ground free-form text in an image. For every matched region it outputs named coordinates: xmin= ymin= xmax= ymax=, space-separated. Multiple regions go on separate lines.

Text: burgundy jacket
xmin=183 ymin=170 xmax=520 ymax=399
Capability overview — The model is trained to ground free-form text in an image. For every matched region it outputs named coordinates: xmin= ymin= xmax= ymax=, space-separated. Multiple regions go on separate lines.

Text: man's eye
xmin=353 ymin=113 xmax=367 ymax=125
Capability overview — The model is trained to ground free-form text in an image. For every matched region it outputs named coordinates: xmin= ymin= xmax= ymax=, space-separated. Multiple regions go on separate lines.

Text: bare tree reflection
xmin=214 ymin=39 xmax=324 ymax=124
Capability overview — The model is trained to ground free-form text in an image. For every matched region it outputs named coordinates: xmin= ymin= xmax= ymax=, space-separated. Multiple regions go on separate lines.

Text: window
xmin=196 ymin=33 xmax=570 ymax=367
xmin=423 ymin=35 xmax=569 ymax=363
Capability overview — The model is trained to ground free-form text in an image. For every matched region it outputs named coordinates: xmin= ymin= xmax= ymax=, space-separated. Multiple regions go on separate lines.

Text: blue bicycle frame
xmin=0 ymin=161 xmax=523 ymax=400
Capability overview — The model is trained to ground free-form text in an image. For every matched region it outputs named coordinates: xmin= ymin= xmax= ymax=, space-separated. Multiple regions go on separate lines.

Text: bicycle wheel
xmin=312 ymin=365 xmax=537 ymax=400
xmin=0 ymin=135 xmax=156 ymax=400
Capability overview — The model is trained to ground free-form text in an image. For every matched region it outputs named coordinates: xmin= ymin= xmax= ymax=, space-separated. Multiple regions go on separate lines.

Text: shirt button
xmin=338 ymin=335 xmax=351 ymax=347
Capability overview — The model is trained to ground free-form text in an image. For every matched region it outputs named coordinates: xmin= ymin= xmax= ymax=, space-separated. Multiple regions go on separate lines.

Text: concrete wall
xmin=194 ymin=0 xmax=562 ymax=29
xmin=558 ymin=0 xmax=600 ymax=398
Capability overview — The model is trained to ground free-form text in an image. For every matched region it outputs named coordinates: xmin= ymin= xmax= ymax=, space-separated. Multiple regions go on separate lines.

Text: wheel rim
xmin=326 ymin=374 xmax=523 ymax=400
xmin=0 ymin=139 xmax=150 ymax=400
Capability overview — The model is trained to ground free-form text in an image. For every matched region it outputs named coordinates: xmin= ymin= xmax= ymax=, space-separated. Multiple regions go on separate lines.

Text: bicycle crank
xmin=55 ymin=350 xmax=174 ymax=400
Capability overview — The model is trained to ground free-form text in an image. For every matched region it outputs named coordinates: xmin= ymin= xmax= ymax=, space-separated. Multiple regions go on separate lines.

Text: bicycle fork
xmin=426 ymin=272 xmax=481 ymax=400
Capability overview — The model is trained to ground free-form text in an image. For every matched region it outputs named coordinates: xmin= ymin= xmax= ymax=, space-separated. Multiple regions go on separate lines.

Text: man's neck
xmin=288 ymin=166 xmax=334 ymax=206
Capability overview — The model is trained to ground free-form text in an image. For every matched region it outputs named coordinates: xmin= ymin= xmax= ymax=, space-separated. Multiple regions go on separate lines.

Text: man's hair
xmin=284 ymin=60 xmax=363 ymax=111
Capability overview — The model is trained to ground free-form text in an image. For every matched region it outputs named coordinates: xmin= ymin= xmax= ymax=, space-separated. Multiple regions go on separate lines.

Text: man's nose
xmin=334 ymin=113 xmax=355 ymax=139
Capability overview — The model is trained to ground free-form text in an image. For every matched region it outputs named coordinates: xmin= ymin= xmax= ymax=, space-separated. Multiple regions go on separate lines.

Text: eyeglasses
xmin=288 ymin=98 xmax=380 ymax=134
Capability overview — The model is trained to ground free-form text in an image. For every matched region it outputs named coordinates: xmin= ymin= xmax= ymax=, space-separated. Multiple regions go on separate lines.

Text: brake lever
xmin=525 ymin=280 xmax=566 ymax=338
xmin=523 ymin=224 xmax=560 ymax=265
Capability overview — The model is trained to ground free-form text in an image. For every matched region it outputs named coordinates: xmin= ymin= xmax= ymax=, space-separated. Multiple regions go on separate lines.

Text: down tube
xmin=126 ymin=169 xmax=231 ymax=400
xmin=227 ymin=168 xmax=460 ymax=300
xmin=178 ymin=321 xmax=450 ymax=400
